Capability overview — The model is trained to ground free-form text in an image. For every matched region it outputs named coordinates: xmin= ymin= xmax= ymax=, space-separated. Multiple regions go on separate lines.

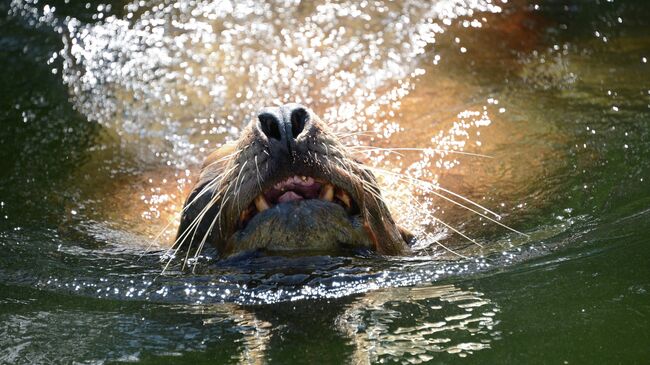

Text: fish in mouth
xmin=174 ymin=103 xmax=412 ymax=258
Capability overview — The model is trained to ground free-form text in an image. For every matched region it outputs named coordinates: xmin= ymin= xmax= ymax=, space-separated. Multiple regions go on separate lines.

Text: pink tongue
xmin=277 ymin=191 xmax=303 ymax=203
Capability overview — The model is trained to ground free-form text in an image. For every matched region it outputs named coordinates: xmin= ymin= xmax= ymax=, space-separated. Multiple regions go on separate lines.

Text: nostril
xmin=290 ymin=107 xmax=309 ymax=139
xmin=258 ymin=112 xmax=282 ymax=140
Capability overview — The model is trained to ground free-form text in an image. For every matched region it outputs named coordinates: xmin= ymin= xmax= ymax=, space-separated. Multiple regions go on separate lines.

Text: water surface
xmin=1 ymin=0 xmax=649 ymax=363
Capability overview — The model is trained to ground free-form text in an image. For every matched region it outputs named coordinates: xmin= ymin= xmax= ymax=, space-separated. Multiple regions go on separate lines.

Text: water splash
xmin=7 ymin=0 xmax=526 ymax=268
xmin=11 ymin=0 xmax=502 ymax=157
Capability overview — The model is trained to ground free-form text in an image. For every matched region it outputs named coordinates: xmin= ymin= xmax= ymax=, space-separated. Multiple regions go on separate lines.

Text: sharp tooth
xmin=301 ymin=175 xmax=307 ymax=181
xmin=254 ymin=195 xmax=270 ymax=211
xmin=336 ymin=190 xmax=352 ymax=209
xmin=239 ymin=209 xmax=251 ymax=223
xmin=319 ymin=184 xmax=334 ymax=201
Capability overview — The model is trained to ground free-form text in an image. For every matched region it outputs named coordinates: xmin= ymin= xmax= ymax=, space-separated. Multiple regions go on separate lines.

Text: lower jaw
xmin=225 ymin=200 xmax=373 ymax=256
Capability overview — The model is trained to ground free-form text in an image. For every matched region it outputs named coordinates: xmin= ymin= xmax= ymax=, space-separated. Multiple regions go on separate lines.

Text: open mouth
xmin=238 ymin=175 xmax=358 ymax=228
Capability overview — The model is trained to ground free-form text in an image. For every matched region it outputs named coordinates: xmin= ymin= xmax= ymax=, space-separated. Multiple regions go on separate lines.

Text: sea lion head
xmin=175 ymin=103 xmax=411 ymax=258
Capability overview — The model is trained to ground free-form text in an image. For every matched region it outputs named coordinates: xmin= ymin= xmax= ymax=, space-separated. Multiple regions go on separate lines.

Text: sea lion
xmin=175 ymin=103 xmax=412 ymax=258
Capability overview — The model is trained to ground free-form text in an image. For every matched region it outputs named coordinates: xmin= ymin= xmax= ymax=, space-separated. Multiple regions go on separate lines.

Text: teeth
xmin=254 ymin=195 xmax=270 ymax=211
xmin=336 ymin=190 xmax=352 ymax=209
xmin=319 ymin=184 xmax=334 ymax=201
xmin=239 ymin=209 xmax=251 ymax=223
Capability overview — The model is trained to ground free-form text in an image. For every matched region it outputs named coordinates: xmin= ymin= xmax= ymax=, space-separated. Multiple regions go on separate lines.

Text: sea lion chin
xmin=174 ymin=103 xmax=412 ymax=258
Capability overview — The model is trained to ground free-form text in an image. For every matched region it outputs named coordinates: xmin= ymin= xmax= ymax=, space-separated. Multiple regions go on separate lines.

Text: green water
xmin=1 ymin=0 xmax=650 ymax=363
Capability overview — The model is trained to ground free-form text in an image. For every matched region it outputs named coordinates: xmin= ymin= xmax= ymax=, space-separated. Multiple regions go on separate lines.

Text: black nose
xmin=257 ymin=105 xmax=309 ymax=142
xmin=258 ymin=112 xmax=282 ymax=141
xmin=290 ymin=107 xmax=307 ymax=138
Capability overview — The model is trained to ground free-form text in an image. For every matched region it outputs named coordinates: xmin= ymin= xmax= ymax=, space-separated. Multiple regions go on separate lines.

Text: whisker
xmin=364 ymin=166 xmax=529 ymax=238
xmin=161 ymin=170 xmax=228 ymax=241
xmin=332 ymin=155 xmax=392 ymax=220
xmin=162 ymin=192 xmax=221 ymax=272
xmin=331 ymin=131 xmax=375 ymax=139
xmin=141 ymin=176 xmax=223 ymax=260
xmin=189 ymin=179 xmax=237 ymax=266
xmin=434 ymin=184 xmax=502 ymax=219
xmin=179 ymin=193 xmax=226 ymax=272
xmin=254 ymin=155 xmax=262 ymax=192
xmin=432 ymin=217 xmax=485 ymax=248
xmin=233 ymin=160 xmax=249 ymax=213
xmin=202 ymin=150 xmax=239 ymax=169
xmin=160 ymin=161 xmax=240 ymax=273
xmin=347 ymin=146 xmax=493 ymax=159
xmin=425 ymin=235 xmax=470 ymax=259
xmin=192 ymin=194 xmax=231 ymax=266
xmin=190 ymin=196 xmax=229 ymax=273
xmin=137 ymin=218 xmax=176 ymax=261
xmin=409 ymin=194 xmax=485 ymax=253
xmin=182 ymin=162 xmax=239 ymax=211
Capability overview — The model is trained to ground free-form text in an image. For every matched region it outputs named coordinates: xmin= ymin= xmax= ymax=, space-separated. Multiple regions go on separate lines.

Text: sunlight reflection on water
xmin=4 ymin=0 xmax=650 ymax=363
xmin=1 ymin=0 xmax=601 ymax=362
xmin=6 ymin=0 xmax=579 ymax=292
xmin=338 ymin=285 xmax=500 ymax=362
xmin=36 ymin=0 xmax=506 ymax=253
